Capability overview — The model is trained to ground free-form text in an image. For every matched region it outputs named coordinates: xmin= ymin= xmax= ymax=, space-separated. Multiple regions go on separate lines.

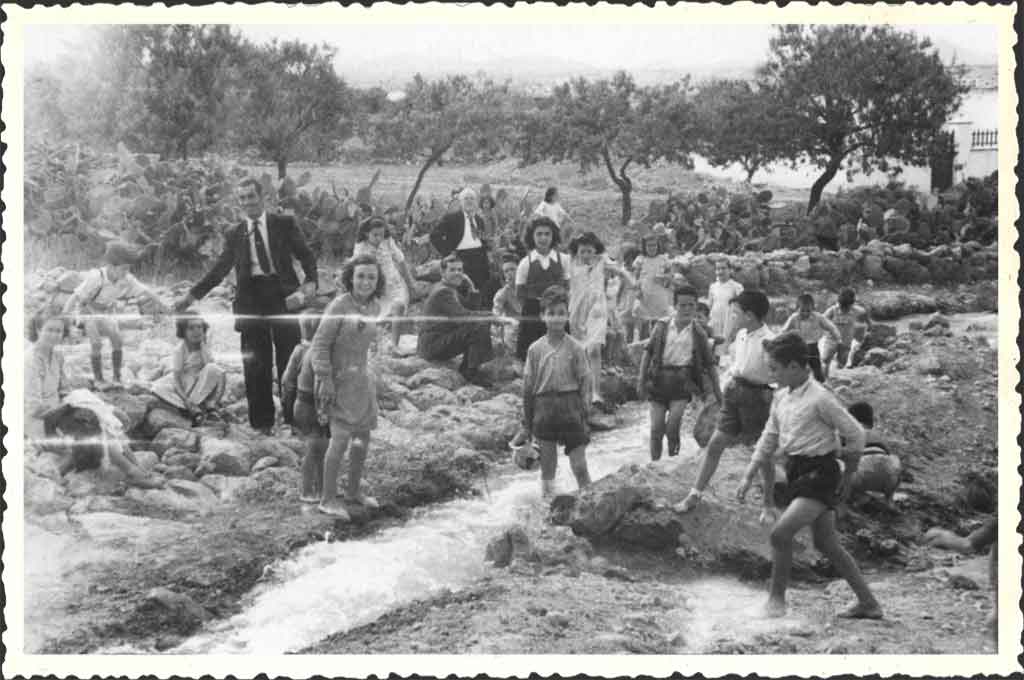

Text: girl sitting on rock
xmin=27 ymin=309 xmax=164 ymax=488
xmin=150 ymin=310 xmax=226 ymax=426
xmin=352 ymin=216 xmax=415 ymax=355
xmin=311 ymin=254 xmax=383 ymax=519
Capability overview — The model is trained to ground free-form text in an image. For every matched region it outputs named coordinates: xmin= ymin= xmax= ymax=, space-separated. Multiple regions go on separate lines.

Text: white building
xmin=944 ymin=86 xmax=998 ymax=182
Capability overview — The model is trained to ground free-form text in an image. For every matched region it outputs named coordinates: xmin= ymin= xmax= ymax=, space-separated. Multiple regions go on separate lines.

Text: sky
xmin=24 ymin=22 xmax=998 ymax=86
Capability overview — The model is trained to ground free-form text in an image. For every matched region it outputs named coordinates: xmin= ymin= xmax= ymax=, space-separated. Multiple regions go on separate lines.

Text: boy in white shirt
xmin=737 ymin=331 xmax=882 ymax=620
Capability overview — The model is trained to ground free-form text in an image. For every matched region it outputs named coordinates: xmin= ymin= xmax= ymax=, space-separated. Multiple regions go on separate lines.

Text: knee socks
xmin=112 ymin=349 xmax=124 ymax=382
xmin=90 ymin=353 xmax=104 ymax=383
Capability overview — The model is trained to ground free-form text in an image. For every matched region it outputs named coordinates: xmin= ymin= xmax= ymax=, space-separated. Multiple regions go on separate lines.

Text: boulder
xmin=126 ymin=481 xmax=218 ymax=514
xmin=862 ymin=254 xmax=886 ymax=280
xmin=196 ymin=438 xmax=253 ymax=476
xmin=251 ymin=456 xmax=279 ymax=473
xmin=105 ymin=392 xmax=151 ymax=433
xmin=162 ymin=450 xmax=201 ymax=470
xmin=225 ymin=373 xmax=247 ymax=402
xmin=143 ymin=407 xmax=192 ymax=438
xmin=162 ymin=465 xmax=199 ymax=482
xmin=249 ymin=439 xmax=301 ymax=469
xmin=861 ymin=348 xmax=892 ymax=367
xmin=406 ymin=384 xmax=459 ymax=411
xmin=25 ymin=472 xmax=73 ymax=515
xmin=132 ymin=450 xmax=160 ymax=471
xmin=792 ymin=255 xmax=811 ymax=277
xmin=199 ymin=474 xmax=259 ymax=502
xmin=152 ymin=428 xmax=199 ymax=456
xmin=454 ymin=384 xmax=490 ymax=404
xmin=915 ymin=354 xmax=944 ymax=376
xmin=478 ymin=355 xmax=522 ymax=384
xmin=484 ymin=525 xmax=536 ymax=568
xmin=415 ymin=259 xmax=442 ymax=282
xmin=65 ymin=468 xmax=126 ymax=498
xmin=375 ymin=355 xmax=434 ymax=378
xmin=405 ymin=366 xmax=465 ymax=391
xmin=924 ymin=312 xmax=951 ymax=330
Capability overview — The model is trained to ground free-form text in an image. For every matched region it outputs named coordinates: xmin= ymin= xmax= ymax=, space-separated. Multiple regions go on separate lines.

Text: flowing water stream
xmin=165 ymin=403 xmax=671 ymax=654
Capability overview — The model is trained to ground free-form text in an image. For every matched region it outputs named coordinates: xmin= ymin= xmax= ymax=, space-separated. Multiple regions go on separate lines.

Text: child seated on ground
xmin=491 ymin=257 xmax=522 ymax=355
xmin=150 ymin=310 xmax=226 ymax=426
xmin=736 ymin=332 xmax=882 ymax=620
xmin=521 ymin=285 xmax=593 ymax=498
xmin=638 ymin=285 xmax=722 ymax=461
xmin=62 ymin=241 xmax=169 ymax=388
xmin=780 ymin=293 xmax=842 ymax=383
xmin=923 ymin=516 xmax=998 ymax=640
xmin=844 ymin=401 xmax=901 ymax=506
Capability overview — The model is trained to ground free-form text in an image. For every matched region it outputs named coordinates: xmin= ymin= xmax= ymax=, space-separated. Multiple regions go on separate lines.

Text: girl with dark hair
xmin=151 ymin=310 xmax=226 ymax=424
xmin=567 ymin=231 xmax=636 ymax=408
xmin=310 ymin=254 xmax=383 ymax=519
xmin=26 ymin=310 xmax=71 ymax=444
xmin=353 ymin=217 xmax=415 ymax=353
xmin=515 ymin=218 xmax=569 ymax=360
xmin=532 ymin=186 xmax=573 ymax=243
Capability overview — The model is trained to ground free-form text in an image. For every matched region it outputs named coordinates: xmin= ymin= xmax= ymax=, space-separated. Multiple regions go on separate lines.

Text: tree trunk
xmin=405 ymin=146 xmax=448 ymax=213
xmin=276 ymin=157 xmax=288 ymax=181
xmin=619 ymin=182 xmax=633 ymax=226
xmin=177 ymin=137 xmax=189 ymax=161
xmin=602 ymin=149 xmax=634 ymax=226
xmin=744 ymin=165 xmax=757 ymax=184
xmin=807 ymin=155 xmax=843 ymax=214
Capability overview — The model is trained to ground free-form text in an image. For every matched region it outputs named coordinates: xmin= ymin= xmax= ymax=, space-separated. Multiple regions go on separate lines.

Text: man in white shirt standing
xmin=430 ymin=187 xmax=493 ymax=309
xmin=676 ymin=290 xmax=776 ymax=513
xmin=174 ymin=178 xmax=318 ymax=434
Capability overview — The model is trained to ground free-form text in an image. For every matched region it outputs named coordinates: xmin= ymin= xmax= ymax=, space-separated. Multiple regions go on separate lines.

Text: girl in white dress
xmin=707 ymin=259 xmax=744 ymax=363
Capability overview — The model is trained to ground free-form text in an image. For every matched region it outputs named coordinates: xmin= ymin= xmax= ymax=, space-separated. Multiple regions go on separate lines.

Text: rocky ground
xmin=21 ymin=268 xmax=1000 ymax=654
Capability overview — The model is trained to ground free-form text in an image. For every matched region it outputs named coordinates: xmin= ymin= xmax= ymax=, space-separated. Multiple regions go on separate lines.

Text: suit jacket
xmin=190 ymin=213 xmax=318 ymax=327
xmin=430 ymin=211 xmax=488 ymax=257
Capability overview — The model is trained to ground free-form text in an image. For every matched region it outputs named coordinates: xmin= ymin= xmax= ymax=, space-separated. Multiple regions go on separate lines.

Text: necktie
xmin=467 ymin=213 xmax=479 ymax=241
xmin=252 ymin=219 xmax=272 ymax=274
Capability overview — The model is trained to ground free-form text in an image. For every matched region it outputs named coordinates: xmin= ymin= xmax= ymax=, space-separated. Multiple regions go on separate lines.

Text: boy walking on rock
xmin=737 ymin=332 xmax=883 ymax=620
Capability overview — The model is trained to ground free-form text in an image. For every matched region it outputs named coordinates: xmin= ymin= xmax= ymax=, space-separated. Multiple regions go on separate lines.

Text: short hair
xmin=848 ymin=401 xmax=875 ymax=429
xmin=357 ymin=216 xmax=390 ymax=242
xmin=480 ymin=195 xmax=496 ymax=211
xmin=104 ymin=241 xmax=142 ymax=267
xmin=175 ymin=310 xmax=210 ymax=340
xmin=28 ymin=310 xmax=70 ymax=343
xmin=48 ymin=405 xmax=104 ymax=472
xmin=341 ymin=254 xmax=386 ymax=300
xmin=696 ymin=302 xmax=710 ymax=316
xmin=673 ymin=285 xmax=698 ymax=304
xmin=763 ymin=331 xmax=808 ymax=368
xmin=524 ymin=217 xmax=561 ymax=250
xmin=731 ymin=290 xmax=771 ymax=321
xmin=568 ymin=231 xmax=606 ymax=256
xmin=539 ymin=285 xmax=569 ymax=312
xmin=300 ymin=306 xmax=325 ymax=341
xmin=640 ymin=233 xmax=664 ymax=255
xmin=459 ymin=187 xmax=478 ymax=202
xmin=500 ymin=258 xmax=519 ymax=270
xmin=440 ymin=253 xmax=464 ymax=271
xmin=797 ymin=293 xmax=815 ymax=307
xmin=838 ymin=288 xmax=856 ymax=307
xmin=544 ymin=186 xmax=558 ymax=203
xmin=715 ymin=259 xmax=733 ymax=270
xmin=237 ymin=177 xmax=263 ymax=197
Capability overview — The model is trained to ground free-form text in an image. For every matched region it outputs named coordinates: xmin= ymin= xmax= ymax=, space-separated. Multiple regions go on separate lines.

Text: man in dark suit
xmin=430 ymin=187 xmax=493 ymax=309
xmin=173 ymin=178 xmax=318 ymax=434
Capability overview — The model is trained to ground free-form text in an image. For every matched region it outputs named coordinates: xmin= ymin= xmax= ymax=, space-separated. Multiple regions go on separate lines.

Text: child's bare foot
xmin=673 ymin=489 xmax=702 ymax=513
xmin=346 ymin=492 xmax=379 ymax=510
xmin=761 ymin=598 xmax=787 ymax=618
xmin=318 ymin=499 xmax=352 ymax=520
xmin=837 ymin=601 xmax=884 ymax=620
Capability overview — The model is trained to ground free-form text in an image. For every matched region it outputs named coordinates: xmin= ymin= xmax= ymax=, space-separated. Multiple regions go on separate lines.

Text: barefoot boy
xmin=521 ymin=285 xmax=592 ymax=498
xmin=676 ymin=290 xmax=775 ymax=512
xmin=736 ymin=332 xmax=882 ymax=620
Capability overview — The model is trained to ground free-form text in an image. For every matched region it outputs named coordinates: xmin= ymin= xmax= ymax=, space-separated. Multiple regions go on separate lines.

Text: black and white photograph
xmin=3 ymin=3 xmax=1019 ymax=677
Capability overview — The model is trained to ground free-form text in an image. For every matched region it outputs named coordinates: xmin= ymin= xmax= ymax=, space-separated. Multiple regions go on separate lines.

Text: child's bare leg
xmin=319 ymin=426 xmax=351 ymax=516
xmin=300 ymin=434 xmax=327 ymax=502
xmin=345 ymin=433 xmax=377 ymax=508
xmin=766 ymin=498 xmax=828 ymax=616
xmin=677 ymin=429 xmax=737 ymax=511
xmin=567 ymin=445 xmax=591 ymax=489
xmin=665 ymin=399 xmax=688 ymax=457
xmin=587 ymin=345 xmax=604 ymax=404
xmin=107 ymin=324 xmax=125 ymax=383
xmin=812 ymin=510 xmax=883 ymax=618
xmin=390 ymin=302 xmax=407 ymax=349
xmin=538 ymin=439 xmax=559 ymax=496
xmin=85 ymin=321 xmax=106 ymax=384
xmin=107 ymin=441 xmax=163 ymax=488
xmin=649 ymin=402 xmax=667 ymax=461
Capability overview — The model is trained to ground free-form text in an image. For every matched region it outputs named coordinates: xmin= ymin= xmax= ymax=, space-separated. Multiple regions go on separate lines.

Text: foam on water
xmin=169 ymin=404 xmax=660 ymax=654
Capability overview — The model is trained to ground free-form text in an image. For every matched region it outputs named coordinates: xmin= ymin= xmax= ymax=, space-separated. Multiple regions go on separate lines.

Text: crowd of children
xmin=25 ymin=186 xmax=998 ymax=634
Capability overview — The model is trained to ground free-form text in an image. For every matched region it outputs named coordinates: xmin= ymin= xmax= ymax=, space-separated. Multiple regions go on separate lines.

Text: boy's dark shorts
xmin=785 ymin=452 xmax=841 ymax=508
xmin=717 ymin=378 xmax=773 ymax=443
xmin=532 ymin=391 xmax=590 ymax=452
xmin=294 ymin=394 xmax=330 ymax=439
xmin=648 ymin=366 xmax=698 ymax=408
